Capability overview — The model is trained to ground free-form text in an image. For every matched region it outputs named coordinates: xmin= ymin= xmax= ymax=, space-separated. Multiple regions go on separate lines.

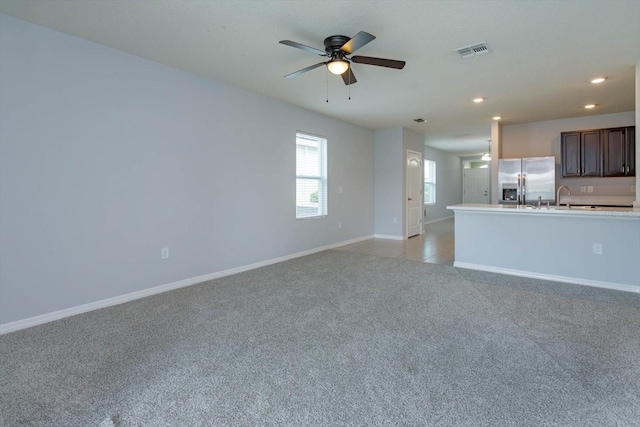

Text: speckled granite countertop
xmin=447 ymin=204 xmax=640 ymax=219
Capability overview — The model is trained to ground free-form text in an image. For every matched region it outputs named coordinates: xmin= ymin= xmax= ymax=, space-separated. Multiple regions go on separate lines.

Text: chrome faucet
xmin=556 ymin=185 xmax=571 ymax=206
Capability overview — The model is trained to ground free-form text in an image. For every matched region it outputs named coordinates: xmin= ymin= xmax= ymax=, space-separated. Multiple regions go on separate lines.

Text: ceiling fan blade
xmin=351 ymin=56 xmax=406 ymax=69
xmin=341 ymin=67 xmax=357 ymax=85
xmin=279 ymin=40 xmax=326 ymax=56
xmin=340 ymin=31 xmax=376 ymax=54
xmin=284 ymin=62 xmax=327 ymax=79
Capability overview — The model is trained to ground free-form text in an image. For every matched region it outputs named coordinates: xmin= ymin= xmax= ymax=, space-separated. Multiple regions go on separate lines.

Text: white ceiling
xmin=1 ymin=0 xmax=638 ymax=156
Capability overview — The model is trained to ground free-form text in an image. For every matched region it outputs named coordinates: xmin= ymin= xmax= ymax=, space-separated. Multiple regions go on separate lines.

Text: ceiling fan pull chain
xmin=326 ymin=66 xmax=329 ymax=103
xmin=348 ymin=70 xmax=351 ymax=100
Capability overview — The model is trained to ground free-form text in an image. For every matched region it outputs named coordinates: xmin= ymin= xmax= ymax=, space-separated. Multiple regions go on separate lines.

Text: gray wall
xmin=0 ymin=15 xmax=374 ymax=325
xmin=373 ymin=128 xmax=403 ymax=237
xmin=502 ymin=112 xmax=636 ymax=197
xmin=424 ymin=146 xmax=463 ymax=222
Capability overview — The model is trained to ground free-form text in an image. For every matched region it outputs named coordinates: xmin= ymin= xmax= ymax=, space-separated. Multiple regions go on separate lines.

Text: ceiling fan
xmin=279 ymin=31 xmax=406 ymax=85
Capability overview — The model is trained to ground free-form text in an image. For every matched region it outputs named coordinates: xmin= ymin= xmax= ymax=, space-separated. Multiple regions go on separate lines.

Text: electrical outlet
xmin=338 ymin=186 xmax=343 ymax=194
xmin=338 ymin=221 xmax=342 ymax=229
xmin=393 ymin=217 xmax=398 ymax=223
xmin=580 ymin=186 xmax=586 ymax=193
xmin=592 ymin=243 xmax=602 ymax=255
xmin=161 ymin=247 xmax=169 ymax=259
xmin=587 ymin=186 xmax=593 ymax=193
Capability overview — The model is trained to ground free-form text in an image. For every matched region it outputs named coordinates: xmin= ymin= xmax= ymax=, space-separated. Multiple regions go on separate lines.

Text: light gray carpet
xmin=1 ymin=250 xmax=639 ymax=426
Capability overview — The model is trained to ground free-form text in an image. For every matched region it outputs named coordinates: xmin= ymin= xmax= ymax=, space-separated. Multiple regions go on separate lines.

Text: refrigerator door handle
xmin=517 ymin=173 xmax=521 ymax=205
xmin=521 ymin=173 xmax=526 ymax=205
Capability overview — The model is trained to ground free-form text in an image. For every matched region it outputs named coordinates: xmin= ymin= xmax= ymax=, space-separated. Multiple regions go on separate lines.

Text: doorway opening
xmin=463 ymin=160 xmax=490 ymax=204
xmin=406 ymin=150 xmax=423 ymax=238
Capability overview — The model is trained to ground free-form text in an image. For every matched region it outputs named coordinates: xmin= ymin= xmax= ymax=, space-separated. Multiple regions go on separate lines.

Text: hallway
xmin=336 ymin=218 xmax=455 ymax=265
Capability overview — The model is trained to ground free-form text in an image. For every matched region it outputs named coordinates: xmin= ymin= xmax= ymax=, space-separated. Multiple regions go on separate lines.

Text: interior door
xmin=406 ymin=150 xmax=422 ymax=238
xmin=463 ymin=168 xmax=489 ymax=204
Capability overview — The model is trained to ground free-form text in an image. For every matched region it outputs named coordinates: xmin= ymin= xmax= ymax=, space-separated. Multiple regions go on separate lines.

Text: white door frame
xmin=406 ymin=149 xmax=423 ymax=238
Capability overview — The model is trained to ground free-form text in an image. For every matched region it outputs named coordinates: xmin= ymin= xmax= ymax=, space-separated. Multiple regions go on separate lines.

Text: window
xmin=296 ymin=132 xmax=327 ymax=219
xmin=424 ymin=159 xmax=436 ymax=205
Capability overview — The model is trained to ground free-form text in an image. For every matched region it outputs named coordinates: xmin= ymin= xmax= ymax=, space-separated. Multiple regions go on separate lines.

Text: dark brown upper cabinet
xmin=561 ymin=130 xmax=601 ymax=177
xmin=561 ymin=126 xmax=635 ymax=178
xmin=628 ymin=126 xmax=636 ymax=176
xmin=603 ymin=126 xmax=635 ymax=177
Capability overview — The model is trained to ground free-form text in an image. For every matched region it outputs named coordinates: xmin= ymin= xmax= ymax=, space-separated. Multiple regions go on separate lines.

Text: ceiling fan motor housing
xmin=324 ymin=35 xmax=351 ymax=56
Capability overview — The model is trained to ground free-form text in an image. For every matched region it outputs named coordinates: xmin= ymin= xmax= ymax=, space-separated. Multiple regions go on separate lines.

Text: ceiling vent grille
xmin=456 ymin=42 xmax=489 ymax=59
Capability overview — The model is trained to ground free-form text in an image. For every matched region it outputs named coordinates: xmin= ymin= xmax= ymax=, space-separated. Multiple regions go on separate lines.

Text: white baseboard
xmin=0 ymin=234 xmax=374 ymax=335
xmin=424 ymin=215 xmax=454 ymax=225
xmin=453 ymin=262 xmax=640 ymax=294
xmin=373 ymin=234 xmax=405 ymax=240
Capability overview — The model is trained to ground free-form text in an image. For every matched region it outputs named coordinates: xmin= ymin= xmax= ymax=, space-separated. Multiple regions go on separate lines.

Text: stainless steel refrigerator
xmin=498 ymin=157 xmax=556 ymax=205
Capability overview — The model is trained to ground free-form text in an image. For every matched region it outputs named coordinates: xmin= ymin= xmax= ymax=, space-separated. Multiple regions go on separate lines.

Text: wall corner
xmin=636 ymin=58 xmax=639 ymax=204
xmin=490 ymin=121 xmax=502 ymax=204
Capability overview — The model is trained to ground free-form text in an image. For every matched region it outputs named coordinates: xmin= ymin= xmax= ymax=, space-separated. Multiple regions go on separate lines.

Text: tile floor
xmin=336 ymin=218 xmax=455 ymax=265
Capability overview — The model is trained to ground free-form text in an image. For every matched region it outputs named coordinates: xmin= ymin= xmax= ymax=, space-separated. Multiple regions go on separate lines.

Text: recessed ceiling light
xmin=584 ymin=104 xmax=596 ymax=109
xmin=591 ymin=77 xmax=606 ymax=84
xmin=414 ymin=118 xmax=427 ymax=123
xmin=492 ymin=116 xmax=502 ymax=120
xmin=473 ymin=98 xmax=484 ymax=103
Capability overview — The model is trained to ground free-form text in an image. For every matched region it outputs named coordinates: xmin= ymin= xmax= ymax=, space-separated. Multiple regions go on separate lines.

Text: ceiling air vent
xmin=456 ymin=42 xmax=489 ymax=59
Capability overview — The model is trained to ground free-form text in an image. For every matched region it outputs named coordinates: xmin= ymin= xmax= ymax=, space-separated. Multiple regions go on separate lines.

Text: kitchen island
xmin=447 ymin=204 xmax=640 ymax=293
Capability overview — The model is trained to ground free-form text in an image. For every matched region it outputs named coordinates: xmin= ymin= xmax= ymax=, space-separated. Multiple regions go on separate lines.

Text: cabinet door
xmin=603 ymin=128 xmax=626 ymax=176
xmin=627 ymin=126 xmax=635 ymax=176
xmin=561 ymin=132 xmax=581 ymax=177
xmin=581 ymin=130 xmax=601 ymax=176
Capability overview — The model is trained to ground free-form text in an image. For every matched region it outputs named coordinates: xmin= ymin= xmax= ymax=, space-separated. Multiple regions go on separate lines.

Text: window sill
xmin=296 ymin=215 xmax=328 ymax=220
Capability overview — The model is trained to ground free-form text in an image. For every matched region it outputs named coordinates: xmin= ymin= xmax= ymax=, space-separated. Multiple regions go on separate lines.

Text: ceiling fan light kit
xmin=279 ymin=31 xmax=406 ymax=86
xmin=327 ymin=59 xmax=349 ymax=75
xmin=481 ymin=139 xmax=492 ymax=161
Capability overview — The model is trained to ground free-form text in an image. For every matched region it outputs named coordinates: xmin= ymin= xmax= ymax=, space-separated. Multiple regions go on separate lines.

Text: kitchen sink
xmin=554 ymin=205 xmax=602 ymax=210
xmin=503 ymin=205 xmax=604 ymax=211
xmin=502 ymin=205 xmax=613 ymax=211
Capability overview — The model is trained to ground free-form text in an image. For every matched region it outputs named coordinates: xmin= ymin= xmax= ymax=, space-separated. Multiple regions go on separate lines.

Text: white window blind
xmin=424 ymin=160 xmax=436 ymax=205
xmin=296 ymin=133 xmax=327 ymax=219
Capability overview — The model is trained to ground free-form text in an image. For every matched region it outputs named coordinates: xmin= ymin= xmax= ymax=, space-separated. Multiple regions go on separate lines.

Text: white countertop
xmin=447 ymin=203 xmax=640 ymax=219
